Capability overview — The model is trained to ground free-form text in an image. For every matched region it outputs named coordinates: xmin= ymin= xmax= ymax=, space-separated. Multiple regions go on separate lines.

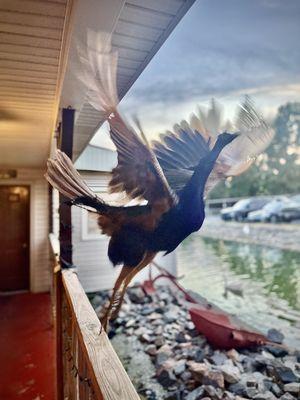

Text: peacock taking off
xmin=45 ymin=31 xmax=274 ymax=331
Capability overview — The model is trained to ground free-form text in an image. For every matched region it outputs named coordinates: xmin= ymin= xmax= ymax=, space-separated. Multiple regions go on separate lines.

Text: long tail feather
xmin=77 ymin=30 xmax=119 ymax=117
xmin=45 ymin=150 xmax=97 ymax=200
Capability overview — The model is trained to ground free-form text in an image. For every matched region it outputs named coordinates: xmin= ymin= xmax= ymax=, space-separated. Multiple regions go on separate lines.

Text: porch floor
xmin=0 ymin=292 xmax=55 ymax=400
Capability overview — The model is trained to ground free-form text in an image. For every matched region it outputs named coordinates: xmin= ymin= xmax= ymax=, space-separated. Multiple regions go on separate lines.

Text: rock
xmin=154 ymin=336 xmax=165 ymax=347
xmin=156 ymin=367 xmax=177 ymax=388
xmin=270 ymin=383 xmax=282 ymax=397
xmin=140 ymin=305 xmax=155 ymax=315
xmin=203 ymin=385 xmax=223 ymax=399
xmin=202 ymin=370 xmax=225 ymax=389
xmin=125 ymin=318 xmax=135 ymax=328
xmin=222 ymin=391 xmax=236 ymax=400
xmin=155 ymin=352 xmax=170 ymax=368
xmin=280 ymin=394 xmax=297 ymax=400
xmin=253 ymin=392 xmax=276 ymax=400
xmin=220 ymin=364 xmax=241 ymax=383
xmin=155 ymin=344 xmax=173 ymax=367
xmin=186 ymin=321 xmax=195 ymax=330
xmin=268 ymin=364 xmax=299 ymax=384
xmin=283 ymin=382 xmax=300 ymax=393
xmin=229 ymin=382 xmax=248 ymax=397
xmin=91 ymin=295 xmax=103 ymax=308
xmin=157 ymin=291 xmax=170 ymax=302
xmin=134 ymin=327 xmax=148 ymax=336
xmin=164 ymin=311 xmax=178 ymax=323
xmin=188 ymin=361 xmax=209 ymax=381
xmin=186 ymin=386 xmax=205 ymax=400
xmin=128 ymin=287 xmax=145 ymax=303
xmin=264 ymin=345 xmax=289 ymax=358
xmin=210 ymin=351 xmax=228 ymax=366
xmin=181 ymin=371 xmax=192 ymax=381
xmin=173 ymin=360 xmax=186 ymax=376
xmin=138 ymin=388 xmax=157 ymax=400
xmin=145 ymin=345 xmax=157 ymax=356
xmin=267 ymin=328 xmax=284 ymax=344
xmin=187 ymin=348 xmax=205 ymax=362
xmin=154 ymin=326 xmax=163 ymax=335
xmin=242 ymin=355 xmax=257 ymax=373
xmin=148 ymin=312 xmax=163 ymax=320
xmin=175 ymin=331 xmax=187 ymax=343
xmin=164 ymin=390 xmax=181 ymax=400
xmin=140 ymin=333 xmax=153 ymax=343
xmin=227 ymin=349 xmax=241 ymax=362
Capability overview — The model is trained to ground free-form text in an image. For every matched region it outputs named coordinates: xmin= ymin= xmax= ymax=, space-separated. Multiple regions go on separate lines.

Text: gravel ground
xmin=91 ymin=286 xmax=300 ymax=400
xmin=199 ymin=217 xmax=300 ymax=252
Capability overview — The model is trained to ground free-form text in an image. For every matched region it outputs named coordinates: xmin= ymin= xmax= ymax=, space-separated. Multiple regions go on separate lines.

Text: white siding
xmin=0 ymin=168 xmax=50 ymax=293
xmin=72 ymin=172 xmax=177 ymax=292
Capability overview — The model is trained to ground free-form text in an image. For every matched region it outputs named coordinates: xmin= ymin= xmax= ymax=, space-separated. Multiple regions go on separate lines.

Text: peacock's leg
xmin=100 ymin=265 xmax=132 ymax=332
xmin=110 ymin=252 xmax=156 ymax=321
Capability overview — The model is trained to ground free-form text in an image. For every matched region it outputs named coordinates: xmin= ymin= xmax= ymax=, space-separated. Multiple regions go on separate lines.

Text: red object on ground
xmin=0 ymin=292 xmax=55 ymax=400
xmin=189 ymin=305 xmax=267 ymax=350
xmin=142 ymin=263 xmax=268 ymax=350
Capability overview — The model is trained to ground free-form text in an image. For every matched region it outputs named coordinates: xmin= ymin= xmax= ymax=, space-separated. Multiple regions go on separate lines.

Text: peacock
xmin=46 ymin=31 xmax=273 ymax=330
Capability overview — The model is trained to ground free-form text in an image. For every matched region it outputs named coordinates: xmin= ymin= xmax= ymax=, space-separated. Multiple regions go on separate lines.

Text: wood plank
xmin=0 ymin=80 xmax=57 ymax=90
xmin=115 ymin=19 xmax=163 ymax=42
xmin=112 ymin=32 xmax=155 ymax=53
xmin=0 ymin=51 xmax=58 ymax=66
xmin=112 ymin=45 xmax=147 ymax=62
xmin=0 ymin=10 xmax=64 ymax=29
xmin=0 ymin=73 xmax=57 ymax=84
xmin=0 ymin=65 xmax=57 ymax=77
xmin=0 ymin=91 xmax=55 ymax=100
xmin=62 ymin=269 xmax=140 ymax=400
xmin=0 ymin=98 xmax=54 ymax=107
xmin=0 ymin=0 xmax=66 ymax=18
xmin=0 ymin=43 xmax=60 ymax=58
xmin=118 ymin=56 xmax=141 ymax=70
xmin=0 ymin=22 xmax=63 ymax=40
xmin=0 ymin=32 xmax=61 ymax=50
xmin=121 ymin=3 xmax=173 ymax=29
xmin=127 ymin=0 xmax=183 ymax=15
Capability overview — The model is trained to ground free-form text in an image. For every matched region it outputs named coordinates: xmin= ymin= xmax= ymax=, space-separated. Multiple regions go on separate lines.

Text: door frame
xmin=0 ymin=180 xmax=35 ymax=291
xmin=0 ymin=184 xmax=30 ymax=291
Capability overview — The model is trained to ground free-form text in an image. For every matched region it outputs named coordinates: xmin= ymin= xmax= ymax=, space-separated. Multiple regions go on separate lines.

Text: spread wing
xmin=153 ymin=98 xmax=274 ymax=197
xmin=108 ymin=111 xmax=177 ymax=216
xmin=78 ymin=31 xmax=176 ymax=222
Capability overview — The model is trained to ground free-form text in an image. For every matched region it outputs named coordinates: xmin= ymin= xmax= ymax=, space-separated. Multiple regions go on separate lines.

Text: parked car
xmin=278 ymin=195 xmax=300 ymax=222
xmin=247 ymin=197 xmax=289 ymax=222
xmin=220 ymin=198 xmax=268 ymax=221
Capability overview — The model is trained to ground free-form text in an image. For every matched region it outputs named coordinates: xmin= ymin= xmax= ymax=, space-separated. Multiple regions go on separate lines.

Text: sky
xmin=91 ymin=0 xmax=300 ymax=149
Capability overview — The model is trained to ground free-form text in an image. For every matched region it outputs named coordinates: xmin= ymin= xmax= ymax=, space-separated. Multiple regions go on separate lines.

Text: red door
xmin=0 ymin=186 xmax=30 ymax=291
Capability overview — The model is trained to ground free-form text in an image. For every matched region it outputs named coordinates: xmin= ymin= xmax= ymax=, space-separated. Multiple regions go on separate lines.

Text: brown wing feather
xmin=108 ymin=111 xmax=176 ymax=219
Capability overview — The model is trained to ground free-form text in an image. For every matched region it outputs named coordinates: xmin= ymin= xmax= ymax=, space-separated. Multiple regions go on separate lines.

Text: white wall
xmin=72 ymin=172 xmax=177 ymax=292
xmin=0 ymin=169 xmax=50 ymax=293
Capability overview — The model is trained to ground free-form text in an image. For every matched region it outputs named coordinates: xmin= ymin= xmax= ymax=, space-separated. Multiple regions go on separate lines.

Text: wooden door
xmin=0 ymin=186 xmax=30 ymax=291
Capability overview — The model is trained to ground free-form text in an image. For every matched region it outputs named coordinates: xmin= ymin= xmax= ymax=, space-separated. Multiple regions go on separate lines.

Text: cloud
xmin=92 ymin=0 xmax=300 ymax=148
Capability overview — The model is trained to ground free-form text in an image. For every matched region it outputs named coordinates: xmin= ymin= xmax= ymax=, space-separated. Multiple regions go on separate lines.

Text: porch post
xmin=56 ymin=107 xmax=75 ymax=400
xmin=59 ymin=107 xmax=75 ymax=265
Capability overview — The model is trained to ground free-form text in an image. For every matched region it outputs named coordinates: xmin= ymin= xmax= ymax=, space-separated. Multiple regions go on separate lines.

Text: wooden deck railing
xmin=49 ymin=235 xmax=140 ymax=400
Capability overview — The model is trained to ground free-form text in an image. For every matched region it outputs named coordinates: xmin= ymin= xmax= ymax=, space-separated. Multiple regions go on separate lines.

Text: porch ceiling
xmin=59 ymin=0 xmax=196 ymax=160
xmin=0 ymin=0 xmax=70 ymax=168
xmin=0 ymin=0 xmax=196 ymax=168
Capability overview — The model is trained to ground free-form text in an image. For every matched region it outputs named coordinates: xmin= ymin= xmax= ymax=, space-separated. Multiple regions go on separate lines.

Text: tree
xmin=209 ymin=102 xmax=300 ymax=199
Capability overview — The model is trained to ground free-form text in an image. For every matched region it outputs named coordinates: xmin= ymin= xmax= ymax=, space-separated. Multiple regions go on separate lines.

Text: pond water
xmin=177 ymin=235 xmax=300 ymax=349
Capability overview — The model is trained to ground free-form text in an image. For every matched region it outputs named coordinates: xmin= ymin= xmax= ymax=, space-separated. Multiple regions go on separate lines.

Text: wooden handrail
xmin=62 ymin=269 xmax=140 ymax=400
xmin=49 ymin=235 xmax=139 ymax=399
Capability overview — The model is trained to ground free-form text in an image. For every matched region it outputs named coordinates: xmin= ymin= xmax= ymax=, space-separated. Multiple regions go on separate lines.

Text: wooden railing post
xmin=49 ymin=236 xmax=140 ymax=400
xmin=56 ymin=107 xmax=75 ymax=400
